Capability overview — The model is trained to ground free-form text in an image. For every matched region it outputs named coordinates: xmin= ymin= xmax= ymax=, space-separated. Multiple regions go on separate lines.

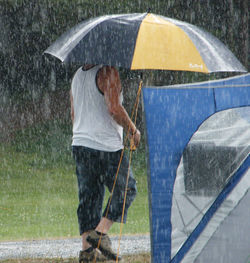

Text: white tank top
xmin=71 ymin=65 xmax=124 ymax=151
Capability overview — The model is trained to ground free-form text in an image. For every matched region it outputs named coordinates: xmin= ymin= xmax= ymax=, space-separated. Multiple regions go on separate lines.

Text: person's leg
xmin=103 ymin=150 xmax=137 ymax=224
xmin=72 ymin=146 xmax=105 ymax=250
xmin=81 ymin=231 xmax=91 ymax=251
xmin=94 ymin=153 xmax=137 ymax=233
xmin=87 ymin=150 xmax=136 ymax=261
xmin=95 ymin=217 xmax=113 ymax=234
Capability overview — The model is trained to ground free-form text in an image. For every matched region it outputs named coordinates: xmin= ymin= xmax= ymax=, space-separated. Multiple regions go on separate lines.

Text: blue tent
xmin=143 ymin=73 xmax=250 ymax=263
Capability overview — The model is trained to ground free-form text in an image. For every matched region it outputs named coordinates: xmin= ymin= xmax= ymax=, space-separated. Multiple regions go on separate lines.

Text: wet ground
xmin=0 ymin=234 xmax=150 ymax=260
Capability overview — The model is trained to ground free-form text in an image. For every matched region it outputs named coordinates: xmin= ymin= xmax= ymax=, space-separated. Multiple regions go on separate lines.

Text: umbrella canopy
xmin=44 ymin=13 xmax=246 ymax=73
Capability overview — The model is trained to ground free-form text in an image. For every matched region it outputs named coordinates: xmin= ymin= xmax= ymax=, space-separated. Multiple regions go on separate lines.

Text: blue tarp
xmin=143 ymin=73 xmax=250 ymax=263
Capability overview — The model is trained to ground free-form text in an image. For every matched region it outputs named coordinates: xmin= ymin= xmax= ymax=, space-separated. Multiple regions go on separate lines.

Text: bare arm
xmin=97 ymin=66 xmax=140 ymax=147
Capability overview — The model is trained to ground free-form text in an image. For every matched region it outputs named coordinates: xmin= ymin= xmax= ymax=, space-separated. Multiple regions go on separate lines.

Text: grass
xmin=0 ymin=119 xmax=149 ymax=242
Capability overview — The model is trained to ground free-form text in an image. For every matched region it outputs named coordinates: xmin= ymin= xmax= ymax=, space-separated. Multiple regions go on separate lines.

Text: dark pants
xmin=72 ymin=146 xmax=137 ymax=235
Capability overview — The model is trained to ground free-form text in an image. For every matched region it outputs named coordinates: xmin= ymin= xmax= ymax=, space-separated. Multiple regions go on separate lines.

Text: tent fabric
xmin=172 ymin=157 xmax=250 ymax=263
xmin=190 ymin=165 xmax=250 ymax=263
xmin=143 ymin=73 xmax=250 ymax=263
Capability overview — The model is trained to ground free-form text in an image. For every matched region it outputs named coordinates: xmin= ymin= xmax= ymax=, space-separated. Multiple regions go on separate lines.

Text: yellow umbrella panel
xmin=131 ymin=14 xmax=209 ymax=73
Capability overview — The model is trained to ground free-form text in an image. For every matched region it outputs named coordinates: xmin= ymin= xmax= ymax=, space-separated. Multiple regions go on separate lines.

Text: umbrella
xmin=44 ymin=12 xmax=246 ymax=73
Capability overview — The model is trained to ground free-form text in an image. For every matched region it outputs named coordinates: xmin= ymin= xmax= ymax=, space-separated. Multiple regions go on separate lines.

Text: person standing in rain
xmin=70 ymin=64 xmax=140 ymax=262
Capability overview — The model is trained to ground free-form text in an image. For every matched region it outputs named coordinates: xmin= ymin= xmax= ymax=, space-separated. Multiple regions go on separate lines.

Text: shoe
xmin=79 ymin=248 xmax=107 ymax=262
xmin=87 ymin=230 xmax=122 ymax=261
